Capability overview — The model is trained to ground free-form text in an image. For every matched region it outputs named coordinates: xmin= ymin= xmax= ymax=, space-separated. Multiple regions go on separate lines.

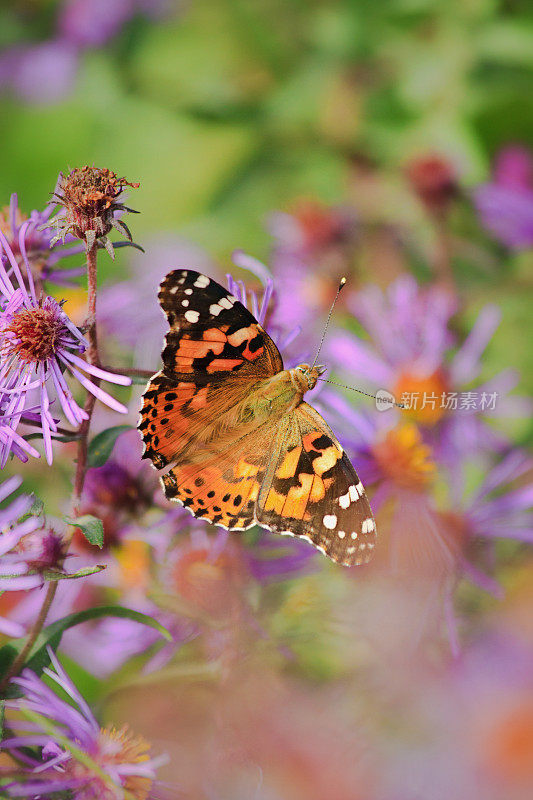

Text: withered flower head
xmin=51 ymin=166 xmax=140 ymax=256
xmin=405 ymin=154 xmax=458 ymax=216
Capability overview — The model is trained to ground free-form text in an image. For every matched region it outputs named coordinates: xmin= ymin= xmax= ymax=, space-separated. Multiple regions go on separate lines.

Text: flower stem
xmin=0 ymin=580 xmax=57 ymax=692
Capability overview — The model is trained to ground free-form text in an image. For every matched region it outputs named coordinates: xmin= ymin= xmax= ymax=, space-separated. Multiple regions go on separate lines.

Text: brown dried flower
xmin=50 ymin=166 xmax=140 ymax=257
xmin=405 ymin=154 xmax=458 ymax=216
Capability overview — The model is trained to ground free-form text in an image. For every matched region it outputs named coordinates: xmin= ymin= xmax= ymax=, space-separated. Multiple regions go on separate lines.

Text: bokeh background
xmin=1 ymin=1 xmax=533 ymax=799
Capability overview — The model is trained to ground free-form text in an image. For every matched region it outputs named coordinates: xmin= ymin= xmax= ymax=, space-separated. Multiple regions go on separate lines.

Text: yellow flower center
xmin=67 ymin=724 xmax=154 ymax=800
xmin=372 ymin=423 xmax=436 ymax=490
xmin=393 ymin=368 xmax=449 ymax=426
xmin=116 ymin=540 xmax=150 ymax=593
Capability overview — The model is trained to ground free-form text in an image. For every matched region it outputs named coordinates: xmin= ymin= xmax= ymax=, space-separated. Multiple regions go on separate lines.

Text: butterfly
xmin=139 ymin=270 xmax=376 ymax=566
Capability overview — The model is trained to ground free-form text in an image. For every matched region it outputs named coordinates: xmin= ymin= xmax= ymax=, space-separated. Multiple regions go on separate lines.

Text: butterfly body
xmin=139 ymin=269 xmax=376 ymax=566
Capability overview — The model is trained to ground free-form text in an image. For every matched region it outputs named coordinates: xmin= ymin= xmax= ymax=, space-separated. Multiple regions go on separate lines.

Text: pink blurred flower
xmin=473 ymin=145 xmax=533 ymax=249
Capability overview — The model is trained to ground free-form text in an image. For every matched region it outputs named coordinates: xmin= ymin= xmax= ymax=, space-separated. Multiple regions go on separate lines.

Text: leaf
xmin=64 ymin=514 xmax=104 ymax=548
xmin=87 ymin=425 xmax=132 ymax=467
xmin=18 ymin=496 xmax=44 ymax=523
xmin=42 ymin=565 xmax=106 ymax=581
xmin=0 ymin=605 xmax=171 ymax=698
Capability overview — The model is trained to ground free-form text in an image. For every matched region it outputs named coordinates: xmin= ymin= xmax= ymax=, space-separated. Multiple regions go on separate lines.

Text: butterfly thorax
xmin=252 ymin=363 xmax=326 ymax=418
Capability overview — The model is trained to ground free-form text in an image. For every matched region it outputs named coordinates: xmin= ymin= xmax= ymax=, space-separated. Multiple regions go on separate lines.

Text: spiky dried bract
xmin=51 ymin=165 xmax=140 ymax=256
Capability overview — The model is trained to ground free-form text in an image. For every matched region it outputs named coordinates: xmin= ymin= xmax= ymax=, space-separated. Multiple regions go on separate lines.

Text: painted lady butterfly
xmin=139 ymin=270 xmax=376 ymax=566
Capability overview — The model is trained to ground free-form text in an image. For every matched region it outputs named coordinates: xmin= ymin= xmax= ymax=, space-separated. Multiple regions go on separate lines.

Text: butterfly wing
xmin=139 ymin=270 xmax=283 ymax=524
xmin=255 ymin=402 xmax=376 ymax=566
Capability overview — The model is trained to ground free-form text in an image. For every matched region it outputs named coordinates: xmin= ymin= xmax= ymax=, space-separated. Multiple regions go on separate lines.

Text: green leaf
xmin=0 ymin=605 xmax=171 ymax=698
xmin=87 ymin=425 xmax=132 ymax=468
xmin=42 ymin=565 xmax=106 ymax=581
xmin=64 ymin=515 xmax=104 ymax=549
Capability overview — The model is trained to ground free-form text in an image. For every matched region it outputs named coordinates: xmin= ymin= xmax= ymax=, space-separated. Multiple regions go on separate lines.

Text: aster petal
xmin=325 ymin=332 xmax=393 ymax=386
xmin=60 ymin=350 xmax=132 ymax=386
xmin=450 ymin=305 xmax=501 ymax=385
xmin=0 ymin=616 xmax=26 ymax=637
xmin=0 ymin=575 xmax=42 ymax=590
xmin=59 ymin=356 xmax=128 ymax=413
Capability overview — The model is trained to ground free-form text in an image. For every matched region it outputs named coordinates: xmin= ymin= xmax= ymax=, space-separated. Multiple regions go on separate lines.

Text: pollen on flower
xmin=393 ymin=368 xmax=449 ymax=426
xmin=372 ymin=423 xmax=436 ymax=490
xmin=3 ymin=304 xmax=64 ymax=364
xmin=97 ymin=725 xmax=153 ymax=800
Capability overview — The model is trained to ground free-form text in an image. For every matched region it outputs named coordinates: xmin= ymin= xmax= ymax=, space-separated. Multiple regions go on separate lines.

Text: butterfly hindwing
xmin=256 ymin=403 xmax=376 ymax=566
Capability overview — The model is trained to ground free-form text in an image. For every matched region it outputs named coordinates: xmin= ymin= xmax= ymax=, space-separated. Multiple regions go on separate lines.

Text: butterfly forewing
xmin=139 ymin=269 xmax=376 ymax=566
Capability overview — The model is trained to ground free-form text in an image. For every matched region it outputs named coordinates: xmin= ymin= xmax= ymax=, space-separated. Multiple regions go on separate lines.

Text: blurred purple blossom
xmin=0 ymin=227 xmax=131 ymax=465
xmin=0 ymin=476 xmax=42 ymax=638
xmin=0 ymin=40 xmax=79 ymax=105
xmin=2 ymin=647 xmax=167 ymax=797
xmin=462 ymin=450 xmax=533 ymax=545
xmin=325 ymin=275 xmax=530 ymax=489
xmin=266 ymin=201 xmax=356 ymax=343
xmin=1 ymin=189 xmax=85 ymax=288
xmin=473 ymin=145 xmax=533 ymax=249
xmin=99 ymin=235 xmax=218 ymax=368
xmin=58 ymin=0 xmax=136 ymax=48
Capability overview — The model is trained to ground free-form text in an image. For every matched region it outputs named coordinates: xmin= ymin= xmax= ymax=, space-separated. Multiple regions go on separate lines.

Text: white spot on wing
xmin=184 ymin=288 xmax=193 ymax=295
xmin=351 ymin=531 xmax=358 ymax=540
xmin=181 ymin=299 xmax=189 ymax=306
xmin=193 ymin=275 xmax=210 ymax=288
xmin=209 ymin=303 xmax=222 ymax=316
xmin=338 ymin=530 xmax=346 ymax=539
xmin=339 ymin=492 xmax=350 ymax=509
xmin=184 ymin=310 xmax=200 ymax=323
xmin=323 ymin=514 xmax=337 ymax=530
xmin=362 ymin=518 xmax=375 ymax=533
xmin=219 ymin=296 xmax=233 ymax=309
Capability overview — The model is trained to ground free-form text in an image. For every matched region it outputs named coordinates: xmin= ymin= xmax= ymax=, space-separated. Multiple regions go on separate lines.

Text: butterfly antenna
xmin=317 ymin=378 xmax=405 ymax=409
xmin=311 ymin=277 xmax=346 ymax=369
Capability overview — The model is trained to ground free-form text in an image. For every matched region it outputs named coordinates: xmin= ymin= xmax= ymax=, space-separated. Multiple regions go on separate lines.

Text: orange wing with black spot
xmin=139 ymin=269 xmax=282 ymax=470
xmin=255 ymin=403 xmax=376 ymax=566
xmin=139 ymin=270 xmax=376 ymax=565
xmin=139 ymin=270 xmax=282 ymax=531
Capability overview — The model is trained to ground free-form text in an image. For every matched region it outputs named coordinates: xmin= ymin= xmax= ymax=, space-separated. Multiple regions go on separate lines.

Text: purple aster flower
xmin=1 ymin=187 xmax=85 ymax=289
xmin=1 ymin=647 xmax=167 ymax=798
xmin=0 ymin=226 xmax=131 ymax=465
xmin=428 ymin=449 xmax=533 ymax=613
xmin=266 ymin=201 xmax=357 ymax=341
xmin=230 ymin=251 xmax=306 ymax=366
xmin=473 ymin=145 xmax=533 ymax=249
xmin=99 ymin=235 xmax=219 ymax=367
xmin=58 ymin=0 xmax=136 ymax=48
xmin=325 ymin=275 xmax=530 ymax=490
xmin=0 ymin=40 xmax=79 ymax=106
xmin=0 ymin=476 xmax=42 ymax=638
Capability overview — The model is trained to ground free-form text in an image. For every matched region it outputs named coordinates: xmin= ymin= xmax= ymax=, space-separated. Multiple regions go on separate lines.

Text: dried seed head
xmin=405 ymin=154 xmax=458 ymax=216
xmin=52 ymin=166 xmax=139 ymax=253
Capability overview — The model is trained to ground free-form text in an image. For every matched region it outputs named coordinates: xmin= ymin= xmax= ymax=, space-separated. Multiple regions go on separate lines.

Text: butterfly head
xmin=292 ymin=363 xmax=327 ymax=393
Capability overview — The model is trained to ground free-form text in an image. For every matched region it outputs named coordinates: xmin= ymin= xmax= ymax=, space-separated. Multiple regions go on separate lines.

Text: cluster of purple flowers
xmin=0 ymin=194 xmax=131 ymax=466
xmin=0 ymin=0 xmax=173 ymax=105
